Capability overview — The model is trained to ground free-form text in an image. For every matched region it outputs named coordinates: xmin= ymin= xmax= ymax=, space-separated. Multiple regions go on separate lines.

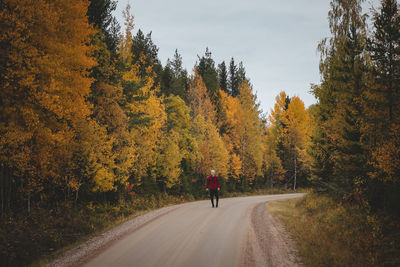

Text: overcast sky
xmin=113 ymin=0 xmax=378 ymax=115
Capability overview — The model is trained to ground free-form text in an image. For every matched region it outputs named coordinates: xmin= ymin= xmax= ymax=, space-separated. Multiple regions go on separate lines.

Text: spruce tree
xmin=161 ymin=49 xmax=189 ymax=101
xmin=228 ymin=57 xmax=239 ymax=97
xmin=366 ymin=0 xmax=400 ymax=212
xmin=311 ymin=0 xmax=368 ymax=195
xmin=87 ymin=0 xmax=120 ymax=58
xmin=131 ymin=29 xmax=162 ymax=83
xmin=237 ymin=61 xmax=247 ymax=86
xmin=218 ymin=61 xmax=228 ymax=92
xmin=368 ymin=0 xmax=400 ymax=124
xmin=160 ymin=63 xmax=173 ymax=96
xmin=196 ymin=47 xmax=219 ymax=104
xmin=171 ymin=49 xmax=184 ymax=77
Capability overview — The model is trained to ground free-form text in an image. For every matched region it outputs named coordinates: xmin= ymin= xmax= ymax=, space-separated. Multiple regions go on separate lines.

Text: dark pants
xmin=210 ymin=189 xmax=219 ymax=207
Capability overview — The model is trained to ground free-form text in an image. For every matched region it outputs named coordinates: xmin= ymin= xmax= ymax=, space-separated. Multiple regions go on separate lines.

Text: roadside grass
xmin=1 ymin=193 xmax=192 ymax=267
xmin=223 ymin=187 xmax=309 ymax=198
xmin=33 ymin=208 xmax=150 ymax=267
xmin=267 ymin=193 xmax=400 ymax=266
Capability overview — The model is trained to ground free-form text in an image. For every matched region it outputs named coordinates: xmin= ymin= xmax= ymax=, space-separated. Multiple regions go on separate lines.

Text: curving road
xmin=83 ymin=193 xmax=304 ymax=267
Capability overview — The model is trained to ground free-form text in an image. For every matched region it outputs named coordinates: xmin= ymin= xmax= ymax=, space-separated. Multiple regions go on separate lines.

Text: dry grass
xmin=1 ymin=193 xmax=191 ymax=267
xmin=267 ymin=193 xmax=399 ymax=267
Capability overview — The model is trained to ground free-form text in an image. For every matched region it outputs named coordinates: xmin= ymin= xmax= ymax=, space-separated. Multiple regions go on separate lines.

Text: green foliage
xmin=130 ymin=29 xmax=163 ymax=84
xmin=309 ymin=0 xmax=400 ymax=215
xmin=217 ymin=61 xmax=228 ymax=93
xmin=161 ymin=50 xmax=189 ymax=100
xmin=227 ymin=57 xmax=247 ymax=97
xmin=310 ymin=0 xmax=368 ymax=195
xmin=87 ymin=0 xmax=120 ymax=57
xmin=364 ymin=0 xmax=400 ymax=214
xmin=196 ymin=48 xmax=220 ymax=105
xmin=228 ymin=57 xmax=239 ymax=97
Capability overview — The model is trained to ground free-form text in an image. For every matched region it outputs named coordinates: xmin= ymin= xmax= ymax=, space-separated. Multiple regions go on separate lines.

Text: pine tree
xmin=368 ymin=0 xmax=400 ymax=124
xmin=87 ymin=0 xmax=120 ymax=57
xmin=218 ymin=61 xmax=228 ymax=93
xmin=196 ymin=48 xmax=219 ymax=105
xmin=311 ymin=0 xmax=368 ymax=195
xmin=87 ymin=0 xmax=117 ymax=31
xmin=171 ymin=49 xmax=184 ymax=77
xmin=160 ymin=63 xmax=173 ymax=96
xmin=228 ymin=57 xmax=239 ymax=97
xmin=237 ymin=62 xmax=247 ymax=85
xmin=130 ymin=29 xmax=162 ymax=85
xmin=161 ymin=49 xmax=188 ymax=100
xmin=365 ymin=0 xmax=400 ymax=211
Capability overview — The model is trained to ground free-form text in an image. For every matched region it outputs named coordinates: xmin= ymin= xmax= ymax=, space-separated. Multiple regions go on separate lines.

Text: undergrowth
xmin=267 ymin=192 xmax=400 ymax=266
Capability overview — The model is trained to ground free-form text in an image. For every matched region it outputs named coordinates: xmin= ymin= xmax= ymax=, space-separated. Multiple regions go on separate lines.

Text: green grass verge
xmin=267 ymin=193 xmax=400 ymax=267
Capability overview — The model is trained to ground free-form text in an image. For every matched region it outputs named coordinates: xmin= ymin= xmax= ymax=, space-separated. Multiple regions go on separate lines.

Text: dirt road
xmin=78 ymin=193 xmax=303 ymax=267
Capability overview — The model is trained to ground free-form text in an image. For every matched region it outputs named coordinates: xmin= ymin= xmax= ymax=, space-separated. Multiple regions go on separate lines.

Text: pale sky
xmin=114 ymin=0 xmax=378 ymax=115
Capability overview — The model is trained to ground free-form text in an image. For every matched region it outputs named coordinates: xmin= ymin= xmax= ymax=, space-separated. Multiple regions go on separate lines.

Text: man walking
xmin=206 ymin=170 xmax=220 ymax=208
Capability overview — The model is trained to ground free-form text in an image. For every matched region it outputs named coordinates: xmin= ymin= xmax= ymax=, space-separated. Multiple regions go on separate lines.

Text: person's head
xmin=211 ymin=170 xmax=215 ymax=176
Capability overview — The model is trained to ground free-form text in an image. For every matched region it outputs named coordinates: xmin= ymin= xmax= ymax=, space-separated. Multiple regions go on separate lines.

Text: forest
xmin=0 ymin=0 xmax=399 ymax=265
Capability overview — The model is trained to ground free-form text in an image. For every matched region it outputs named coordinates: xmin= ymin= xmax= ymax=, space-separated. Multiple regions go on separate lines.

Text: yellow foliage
xmin=157 ymin=130 xmax=183 ymax=188
xmin=129 ymin=89 xmax=166 ymax=182
xmin=119 ymin=15 xmax=167 ymax=184
xmin=229 ymin=153 xmax=243 ymax=180
xmin=372 ymin=124 xmax=400 ymax=183
xmin=269 ymin=91 xmax=288 ymax=131
xmin=188 ymin=69 xmax=217 ymax=124
xmin=281 ymin=96 xmax=310 ymax=156
xmin=0 ymin=0 xmax=97 ymax=194
xmin=238 ymin=81 xmax=264 ymax=180
xmin=192 ymin=115 xmax=229 ymax=177
xmin=219 ymin=82 xmax=265 ymax=183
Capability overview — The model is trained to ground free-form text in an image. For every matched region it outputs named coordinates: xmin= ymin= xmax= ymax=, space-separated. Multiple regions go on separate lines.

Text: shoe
xmin=212 ymin=206 xmax=214 ymax=208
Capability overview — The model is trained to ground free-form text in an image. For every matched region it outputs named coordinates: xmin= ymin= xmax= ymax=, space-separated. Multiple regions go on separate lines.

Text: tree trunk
xmin=294 ymin=159 xmax=297 ymax=190
xmin=28 ymin=193 xmax=31 ymax=214
xmin=1 ymin=163 xmax=4 ymax=213
xmin=8 ymin=167 xmax=12 ymax=210
xmin=75 ymin=179 xmax=81 ymax=203
xmin=270 ymin=168 xmax=274 ymax=188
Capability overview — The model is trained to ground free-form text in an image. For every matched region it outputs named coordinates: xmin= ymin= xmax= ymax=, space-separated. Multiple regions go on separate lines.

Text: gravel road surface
xmin=48 ymin=193 xmax=304 ymax=267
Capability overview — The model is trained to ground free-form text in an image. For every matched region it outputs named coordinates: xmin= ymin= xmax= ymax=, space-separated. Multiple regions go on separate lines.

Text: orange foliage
xmin=0 ymin=0 xmax=97 ymax=196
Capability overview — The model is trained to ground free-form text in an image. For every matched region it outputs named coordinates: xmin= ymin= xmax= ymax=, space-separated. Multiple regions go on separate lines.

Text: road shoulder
xmin=240 ymin=201 xmax=303 ymax=266
xmin=44 ymin=204 xmax=180 ymax=267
